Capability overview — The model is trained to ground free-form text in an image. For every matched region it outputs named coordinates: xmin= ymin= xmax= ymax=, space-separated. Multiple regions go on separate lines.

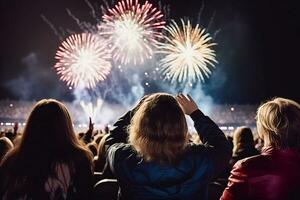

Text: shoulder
xmin=232 ymin=154 xmax=265 ymax=173
xmin=107 ymin=143 xmax=137 ymax=161
xmin=106 ymin=143 xmax=142 ymax=175
xmin=72 ymin=147 xmax=93 ymax=169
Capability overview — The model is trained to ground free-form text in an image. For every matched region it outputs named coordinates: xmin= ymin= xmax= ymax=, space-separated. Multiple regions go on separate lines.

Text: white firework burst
xmin=54 ymin=33 xmax=112 ymax=89
xmin=158 ymin=19 xmax=217 ymax=83
xmin=99 ymin=0 xmax=165 ymax=65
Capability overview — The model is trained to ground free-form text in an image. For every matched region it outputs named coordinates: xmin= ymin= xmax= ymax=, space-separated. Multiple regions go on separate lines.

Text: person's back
xmin=105 ymin=93 xmax=231 ymax=200
xmin=226 ymin=147 xmax=300 ymax=200
xmin=0 ymin=99 xmax=93 ymax=200
xmin=108 ymin=143 xmax=229 ymax=200
xmin=1 ymin=150 xmax=92 ymax=199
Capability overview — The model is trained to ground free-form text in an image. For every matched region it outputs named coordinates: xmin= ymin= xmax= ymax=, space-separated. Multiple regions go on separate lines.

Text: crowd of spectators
xmin=0 ymin=94 xmax=299 ymax=200
xmin=0 ymin=100 xmax=257 ymax=129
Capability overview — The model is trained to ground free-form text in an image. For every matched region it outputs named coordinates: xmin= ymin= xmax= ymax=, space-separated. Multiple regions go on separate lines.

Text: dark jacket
xmin=221 ymin=147 xmax=300 ymax=200
xmin=105 ymin=109 xmax=231 ymax=200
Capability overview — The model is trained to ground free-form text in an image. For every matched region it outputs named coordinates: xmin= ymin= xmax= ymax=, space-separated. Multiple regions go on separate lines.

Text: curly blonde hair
xmin=256 ymin=97 xmax=300 ymax=153
xmin=129 ymin=93 xmax=188 ymax=164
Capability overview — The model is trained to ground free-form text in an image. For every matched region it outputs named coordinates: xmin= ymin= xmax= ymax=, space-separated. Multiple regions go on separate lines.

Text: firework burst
xmin=54 ymin=33 xmax=112 ymax=89
xmin=100 ymin=0 xmax=165 ymax=65
xmin=158 ymin=19 xmax=217 ymax=83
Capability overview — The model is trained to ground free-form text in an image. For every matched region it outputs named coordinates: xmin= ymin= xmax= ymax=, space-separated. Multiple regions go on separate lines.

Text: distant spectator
xmin=0 ymin=99 xmax=93 ymax=199
xmin=94 ymin=134 xmax=109 ymax=172
xmin=230 ymin=126 xmax=259 ymax=167
xmin=0 ymin=137 xmax=13 ymax=162
xmin=4 ymin=122 xmax=19 ymax=142
xmin=221 ymin=97 xmax=300 ymax=200
xmin=103 ymin=125 xmax=110 ymax=134
xmin=93 ymin=133 xmax=104 ymax=145
xmin=87 ymin=142 xmax=98 ymax=157
xmin=226 ymin=135 xmax=233 ymax=152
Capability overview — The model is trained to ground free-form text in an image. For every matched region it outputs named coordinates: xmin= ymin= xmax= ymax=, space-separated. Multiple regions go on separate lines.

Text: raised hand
xmin=83 ymin=117 xmax=94 ymax=144
xmin=13 ymin=122 xmax=19 ymax=134
xmin=88 ymin=117 xmax=94 ymax=133
xmin=176 ymin=94 xmax=199 ymax=115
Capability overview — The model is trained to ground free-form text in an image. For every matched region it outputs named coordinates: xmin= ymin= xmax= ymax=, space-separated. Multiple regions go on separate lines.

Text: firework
xmin=158 ymin=19 xmax=217 ymax=83
xmin=54 ymin=33 xmax=112 ymax=89
xmin=100 ymin=0 xmax=166 ymax=65
xmin=80 ymin=98 xmax=103 ymax=121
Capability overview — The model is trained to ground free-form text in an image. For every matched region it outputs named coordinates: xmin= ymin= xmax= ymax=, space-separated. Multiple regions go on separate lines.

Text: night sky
xmin=0 ymin=0 xmax=299 ymax=104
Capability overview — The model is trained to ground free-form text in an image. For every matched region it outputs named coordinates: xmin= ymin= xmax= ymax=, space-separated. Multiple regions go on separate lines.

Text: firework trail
xmin=158 ymin=19 xmax=218 ymax=84
xmin=54 ymin=33 xmax=112 ymax=89
xmin=99 ymin=0 xmax=166 ymax=65
xmin=41 ymin=15 xmax=64 ymax=41
xmin=80 ymin=98 xmax=104 ymax=121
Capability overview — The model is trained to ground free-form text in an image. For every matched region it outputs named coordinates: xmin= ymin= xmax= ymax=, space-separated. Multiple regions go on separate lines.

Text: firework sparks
xmin=158 ymin=19 xmax=217 ymax=83
xmin=99 ymin=0 xmax=165 ymax=65
xmin=54 ymin=33 xmax=112 ymax=89
xmin=80 ymin=98 xmax=103 ymax=121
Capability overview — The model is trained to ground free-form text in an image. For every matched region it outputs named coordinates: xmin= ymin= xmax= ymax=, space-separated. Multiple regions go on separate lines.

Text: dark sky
xmin=0 ymin=0 xmax=299 ymax=104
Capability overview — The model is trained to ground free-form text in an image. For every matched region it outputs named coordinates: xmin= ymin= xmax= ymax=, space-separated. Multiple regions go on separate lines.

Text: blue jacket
xmin=105 ymin=109 xmax=231 ymax=200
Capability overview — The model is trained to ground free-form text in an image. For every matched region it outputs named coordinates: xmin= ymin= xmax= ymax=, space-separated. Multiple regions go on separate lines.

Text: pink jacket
xmin=221 ymin=147 xmax=300 ymax=200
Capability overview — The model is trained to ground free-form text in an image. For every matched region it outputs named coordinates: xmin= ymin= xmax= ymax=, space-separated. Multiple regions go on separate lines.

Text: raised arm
xmin=176 ymin=94 xmax=232 ymax=174
xmin=105 ymin=95 xmax=149 ymax=147
xmin=102 ymin=96 xmax=148 ymax=177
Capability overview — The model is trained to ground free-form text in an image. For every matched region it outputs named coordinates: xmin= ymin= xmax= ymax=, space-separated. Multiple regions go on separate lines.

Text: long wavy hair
xmin=1 ymin=99 xmax=92 ymax=189
xmin=232 ymin=126 xmax=255 ymax=154
xmin=256 ymin=97 xmax=300 ymax=153
xmin=129 ymin=93 xmax=188 ymax=164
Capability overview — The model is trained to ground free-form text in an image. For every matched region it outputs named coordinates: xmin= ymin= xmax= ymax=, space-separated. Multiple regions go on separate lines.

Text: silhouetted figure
xmin=94 ymin=134 xmax=109 ymax=173
xmin=230 ymin=126 xmax=259 ymax=168
xmin=0 ymin=99 xmax=93 ymax=199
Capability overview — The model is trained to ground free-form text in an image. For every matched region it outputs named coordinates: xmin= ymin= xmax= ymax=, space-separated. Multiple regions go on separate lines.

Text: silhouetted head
xmin=19 ymin=99 xmax=78 ymax=156
xmin=232 ymin=126 xmax=255 ymax=154
xmin=129 ymin=93 xmax=188 ymax=164
xmin=0 ymin=99 xmax=93 ymax=196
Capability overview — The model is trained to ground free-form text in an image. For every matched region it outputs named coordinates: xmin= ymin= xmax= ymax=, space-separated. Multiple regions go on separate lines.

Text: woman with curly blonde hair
xmin=104 ymin=93 xmax=231 ymax=200
xmin=221 ymin=97 xmax=300 ymax=200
